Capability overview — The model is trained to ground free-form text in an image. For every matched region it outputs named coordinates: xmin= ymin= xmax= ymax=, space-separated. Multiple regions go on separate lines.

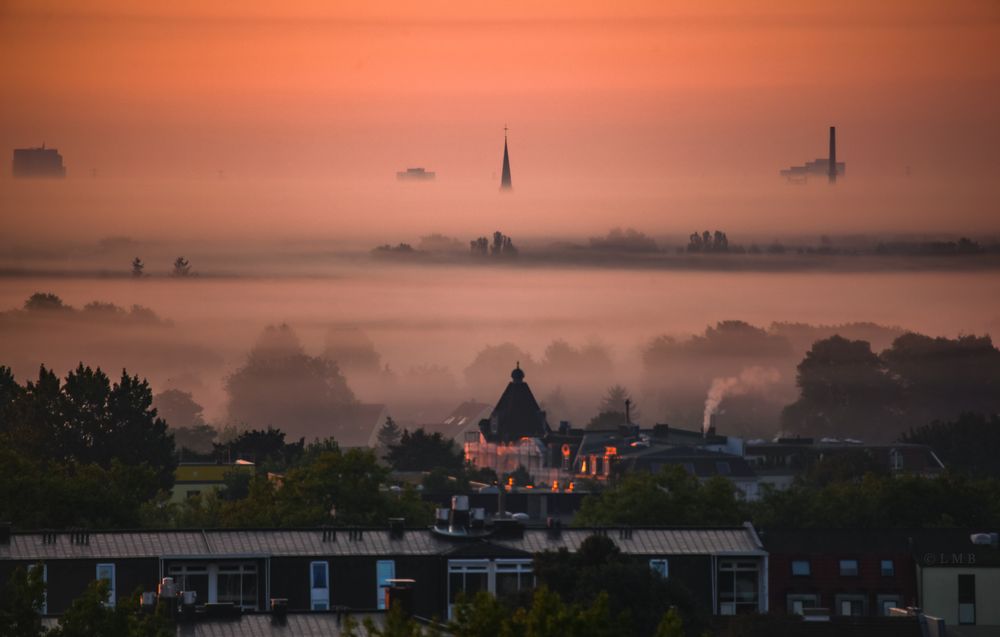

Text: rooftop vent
xmin=321 ymin=527 xmax=337 ymax=542
xmin=546 ymin=517 xmax=562 ymax=538
xmin=70 ymin=529 xmax=89 ymax=545
xmin=42 ymin=530 xmax=58 ymax=545
xmin=389 ymin=518 xmax=405 ymax=539
xmin=348 ymin=528 xmax=364 ymax=541
xmin=618 ymin=527 xmax=633 ymax=540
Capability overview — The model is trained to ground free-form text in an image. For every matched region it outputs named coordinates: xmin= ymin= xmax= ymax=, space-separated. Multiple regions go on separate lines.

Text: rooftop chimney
xmin=828 ymin=126 xmax=837 ymax=184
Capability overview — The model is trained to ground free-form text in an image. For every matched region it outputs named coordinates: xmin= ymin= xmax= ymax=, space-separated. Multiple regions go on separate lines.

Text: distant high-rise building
xmin=396 ymin=167 xmax=436 ymax=181
xmin=500 ymin=127 xmax=512 ymax=190
xmin=12 ymin=145 xmax=66 ymax=178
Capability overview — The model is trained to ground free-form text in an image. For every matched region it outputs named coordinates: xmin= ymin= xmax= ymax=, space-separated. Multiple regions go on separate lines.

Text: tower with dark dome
xmin=478 ymin=363 xmax=548 ymax=444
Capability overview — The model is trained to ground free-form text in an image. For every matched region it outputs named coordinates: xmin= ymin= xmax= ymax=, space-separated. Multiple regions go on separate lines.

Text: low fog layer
xmin=1 ymin=257 xmax=997 ymax=443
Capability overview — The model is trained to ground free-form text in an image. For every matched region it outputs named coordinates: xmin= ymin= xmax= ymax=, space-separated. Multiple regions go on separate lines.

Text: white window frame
xmin=650 ymin=559 xmax=669 ymax=579
xmin=717 ymin=559 xmax=760 ymax=615
xmin=447 ymin=559 xmax=533 ymax=618
xmin=876 ymin=594 xmax=902 ymax=616
xmin=787 ymin=593 xmax=819 ymax=615
xmin=217 ymin=562 xmax=258 ymax=610
xmin=96 ymin=563 xmax=116 ymax=607
xmin=310 ymin=561 xmax=330 ymax=611
xmin=835 ymin=594 xmax=866 ymax=617
xmin=376 ymin=560 xmax=395 ymax=610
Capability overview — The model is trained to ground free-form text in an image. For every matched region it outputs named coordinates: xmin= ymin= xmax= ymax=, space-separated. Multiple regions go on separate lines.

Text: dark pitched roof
xmin=419 ymin=402 xmax=491 ymax=441
xmin=330 ymin=404 xmax=386 ymax=448
xmin=479 ymin=366 xmax=549 ymax=444
xmin=0 ymin=526 xmax=765 ymax=560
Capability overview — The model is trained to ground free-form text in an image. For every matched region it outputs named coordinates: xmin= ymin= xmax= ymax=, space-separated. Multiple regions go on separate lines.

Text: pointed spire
xmin=500 ymin=126 xmax=512 ymax=190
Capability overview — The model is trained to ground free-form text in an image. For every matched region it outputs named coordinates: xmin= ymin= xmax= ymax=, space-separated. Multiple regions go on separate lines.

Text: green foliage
xmin=532 ymin=536 xmax=709 ymax=637
xmin=0 ymin=565 xmax=46 ymax=637
xmin=155 ymin=447 xmax=433 ymax=528
xmin=363 ymin=602 xmax=432 ymax=637
xmin=387 ymin=428 xmax=464 ymax=473
xmin=213 ymin=426 xmax=304 ymax=470
xmin=574 ymin=466 xmax=744 ymax=527
xmin=48 ymin=582 xmax=172 ymax=637
xmin=750 ymin=472 xmax=1000 ymax=529
xmin=901 ymin=412 xmax=1000 ymax=478
xmin=377 ymin=416 xmax=403 ymax=453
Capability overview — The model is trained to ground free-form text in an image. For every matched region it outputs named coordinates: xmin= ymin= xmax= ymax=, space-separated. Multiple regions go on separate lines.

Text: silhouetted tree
xmin=171 ymin=257 xmax=191 ymax=277
xmin=901 ymin=412 xmax=1000 ymax=478
xmin=781 ymin=336 xmax=899 ymax=440
xmin=377 ymin=416 xmax=403 ymax=452
xmin=386 ymin=428 xmax=464 ymax=473
xmin=225 ymin=324 xmax=357 ymax=439
xmin=23 ymin=292 xmax=70 ymax=312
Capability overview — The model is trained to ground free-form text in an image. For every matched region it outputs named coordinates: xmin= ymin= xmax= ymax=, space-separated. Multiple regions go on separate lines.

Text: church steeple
xmin=500 ymin=126 xmax=512 ymax=191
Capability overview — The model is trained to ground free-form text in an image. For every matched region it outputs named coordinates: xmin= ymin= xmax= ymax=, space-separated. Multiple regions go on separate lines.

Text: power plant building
xmin=12 ymin=145 xmax=66 ymax=178
xmin=780 ymin=126 xmax=844 ymax=182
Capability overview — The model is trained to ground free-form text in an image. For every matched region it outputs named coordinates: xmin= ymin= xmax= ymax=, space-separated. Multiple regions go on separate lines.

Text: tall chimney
xmin=828 ymin=126 xmax=837 ymax=184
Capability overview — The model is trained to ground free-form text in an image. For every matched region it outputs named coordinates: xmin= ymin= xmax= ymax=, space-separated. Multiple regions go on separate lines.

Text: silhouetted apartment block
xmin=12 ymin=145 xmax=66 ymax=178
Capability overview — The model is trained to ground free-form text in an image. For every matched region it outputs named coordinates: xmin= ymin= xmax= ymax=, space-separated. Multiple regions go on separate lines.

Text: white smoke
xmin=703 ymin=366 xmax=781 ymax=434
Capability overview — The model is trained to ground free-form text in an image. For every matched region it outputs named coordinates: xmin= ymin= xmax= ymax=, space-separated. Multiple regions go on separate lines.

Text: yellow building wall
xmin=920 ymin=567 xmax=1000 ymax=626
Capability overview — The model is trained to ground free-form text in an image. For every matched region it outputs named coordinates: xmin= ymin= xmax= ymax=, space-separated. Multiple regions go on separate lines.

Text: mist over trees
xmin=782 ymin=333 xmax=1000 ymax=441
xmin=225 ymin=324 xmax=357 ymax=439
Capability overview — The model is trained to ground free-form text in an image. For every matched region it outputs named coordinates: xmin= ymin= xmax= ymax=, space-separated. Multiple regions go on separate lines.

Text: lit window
xmin=839 ymin=559 xmax=859 ymax=576
xmin=376 ymin=560 xmax=395 ymax=610
xmin=310 ymin=561 xmax=329 ymax=611
xmin=650 ymin=559 xmax=668 ymax=579
xmin=96 ymin=563 xmax=116 ymax=607
xmin=791 ymin=560 xmax=811 ymax=576
xmin=880 ymin=559 xmax=894 ymax=577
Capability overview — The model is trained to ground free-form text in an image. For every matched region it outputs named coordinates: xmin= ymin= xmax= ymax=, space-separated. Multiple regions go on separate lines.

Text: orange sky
xmin=1 ymin=0 xmax=999 ymax=239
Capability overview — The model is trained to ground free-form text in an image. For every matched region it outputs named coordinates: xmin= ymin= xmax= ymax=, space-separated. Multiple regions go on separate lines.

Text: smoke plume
xmin=703 ymin=366 xmax=781 ymax=433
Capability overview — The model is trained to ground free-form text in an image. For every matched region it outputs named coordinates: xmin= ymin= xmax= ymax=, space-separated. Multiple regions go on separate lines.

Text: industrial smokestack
xmin=828 ymin=126 xmax=837 ymax=184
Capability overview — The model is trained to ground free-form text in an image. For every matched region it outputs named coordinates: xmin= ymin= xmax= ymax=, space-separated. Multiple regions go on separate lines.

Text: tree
xmin=780 ymin=335 xmax=899 ymax=440
xmin=600 ymin=385 xmax=638 ymax=420
xmin=882 ymin=333 xmax=1000 ymax=426
xmin=225 ymin=324 xmax=357 ymax=439
xmin=24 ymin=292 xmax=70 ymax=312
xmin=901 ymin=412 xmax=1000 ymax=478
xmin=377 ymin=416 xmax=403 ymax=452
xmin=131 ymin=257 xmax=144 ymax=278
xmin=171 ymin=257 xmax=191 ymax=277
xmin=1 ymin=364 xmax=176 ymax=496
xmin=0 ymin=565 xmax=46 ymax=637
xmin=386 ymin=429 xmax=464 ymax=473
xmin=575 ymin=466 xmax=743 ymax=527
xmin=47 ymin=581 xmax=172 ymax=637
xmin=214 ymin=426 xmax=304 ymax=468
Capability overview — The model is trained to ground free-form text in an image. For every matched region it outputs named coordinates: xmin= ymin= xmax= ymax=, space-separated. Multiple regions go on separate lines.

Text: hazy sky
xmin=2 ymin=0 xmax=999 ymax=240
